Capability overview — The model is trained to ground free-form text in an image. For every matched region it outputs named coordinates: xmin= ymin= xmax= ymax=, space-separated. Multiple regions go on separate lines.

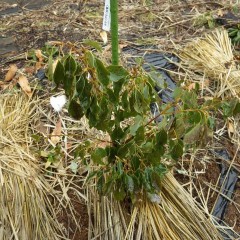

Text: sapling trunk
xmin=110 ymin=0 xmax=119 ymax=65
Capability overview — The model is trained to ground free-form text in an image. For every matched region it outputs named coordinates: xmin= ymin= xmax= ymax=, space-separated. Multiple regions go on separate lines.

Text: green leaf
xmin=64 ymin=55 xmax=77 ymax=75
xmin=183 ymin=123 xmax=203 ymax=144
xmin=131 ymin=156 xmax=140 ymax=170
xmin=68 ymin=99 xmax=84 ymax=119
xmin=133 ymin=90 xmax=147 ymax=114
xmin=95 ymin=58 xmax=110 ymax=87
xmin=107 ymin=88 xmax=117 ymax=104
xmin=86 ymin=170 xmax=98 ymax=182
xmin=97 ymin=174 xmax=105 ymax=194
xmin=83 ymin=39 xmax=102 ymax=52
xmin=129 ymin=115 xmax=143 ymax=136
xmin=142 ymin=141 xmax=153 ymax=153
xmin=113 ymin=188 xmax=126 ymax=201
xmin=170 ymin=139 xmax=183 ymax=160
xmin=117 ymin=161 xmax=123 ymax=175
xmin=135 ymin=126 xmax=145 ymax=145
xmin=233 ymin=102 xmax=240 ymax=116
xmin=148 ymin=147 xmax=164 ymax=165
xmin=76 ymin=75 xmax=86 ymax=96
xmin=107 ymin=65 xmax=129 ymax=82
xmin=121 ymin=90 xmax=130 ymax=111
xmin=75 ymin=64 xmax=82 ymax=76
xmin=111 ymin=126 xmax=125 ymax=141
xmin=85 ymin=51 xmax=95 ymax=68
xmin=90 ymin=96 xmax=100 ymax=116
xmin=187 ymin=111 xmax=202 ymax=124
xmin=91 ymin=148 xmax=107 ymax=164
xmin=154 ymin=164 xmax=167 ymax=177
xmin=117 ymin=141 xmax=134 ymax=158
xmin=53 ymin=61 xmax=65 ymax=87
xmin=125 ymin=175 xmax=134 ymax=193
xmin=113 ymin=78 xmax=126 ymax=97
xmin=156 ymin=129 xmax=167 ymax=146
xmin=46 ymin=55 xmax=53 ymax=81
xmin=63 ymin=73 xmax=75 ymax=97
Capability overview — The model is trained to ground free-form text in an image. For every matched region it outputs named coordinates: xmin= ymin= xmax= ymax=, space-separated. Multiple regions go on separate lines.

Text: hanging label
xmin=102 ymin=0 xmax=111 ymax=31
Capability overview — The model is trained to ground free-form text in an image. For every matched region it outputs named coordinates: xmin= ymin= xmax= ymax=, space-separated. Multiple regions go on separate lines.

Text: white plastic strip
xmin=102 ymin=0 xmax=111 ymax=31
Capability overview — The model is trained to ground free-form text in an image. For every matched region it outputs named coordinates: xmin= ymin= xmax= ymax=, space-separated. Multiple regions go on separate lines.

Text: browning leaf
xmin=51 ymin=119 xmax=62 ymax=145
xmin=5 ymin=64 xmax=18 ymax=81
xmin=18 ymin=75 xmax=32 ymax=97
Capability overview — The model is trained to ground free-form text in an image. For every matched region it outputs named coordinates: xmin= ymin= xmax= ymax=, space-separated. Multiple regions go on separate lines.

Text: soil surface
xmin=1 ymin=0 xmax=240 ymax=239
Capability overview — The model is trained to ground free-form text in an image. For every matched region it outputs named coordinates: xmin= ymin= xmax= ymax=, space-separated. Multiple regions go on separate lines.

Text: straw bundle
xmin=0 ymin=92 xmax=65 ymax=240
xmin=178 ymin=29 xmax=240 ymax=99
xmin=88 ymin=172 xmax=222 ymax=240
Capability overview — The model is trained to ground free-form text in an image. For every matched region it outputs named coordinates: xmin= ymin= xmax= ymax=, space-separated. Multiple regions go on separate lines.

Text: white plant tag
xmin=102 ymin=0 xmax=111 ymax=31
xmin=50 ymin=95 xmax=67 ymax=112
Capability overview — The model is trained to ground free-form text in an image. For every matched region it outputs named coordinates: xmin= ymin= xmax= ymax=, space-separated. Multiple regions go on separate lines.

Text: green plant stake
xmin=110 ymin=0 xmax=119 ymax=65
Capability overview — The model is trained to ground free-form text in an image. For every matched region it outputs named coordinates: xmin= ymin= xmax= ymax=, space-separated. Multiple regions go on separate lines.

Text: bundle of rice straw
xmin=177 ymin=28 xmax=240 ymax=99
xmin=0 ymin=92 xmax=65 ymax=240
xmin=88 ymin=172 xmax=223 ymax=240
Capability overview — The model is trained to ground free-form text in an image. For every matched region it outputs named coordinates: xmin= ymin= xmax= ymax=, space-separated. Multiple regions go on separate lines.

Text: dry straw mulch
xmin=0 ymin=92 xmax=66 ymax=240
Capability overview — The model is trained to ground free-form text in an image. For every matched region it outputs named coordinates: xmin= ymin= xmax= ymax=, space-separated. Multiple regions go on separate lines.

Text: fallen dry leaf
xmin=35 ymin=49 xmax=43 ymax=62
xmin=51 ymin=119 xmax=62 ymax=145
xmin=18 ymin=75 xmax=32 ymax=97
xmin=0 ymin=81 xmax=9 ymax=90
xmin=36 ymin=120 xmax=49 ymax=135
xmin=100 ymin=31 xmax=108 ymax=44
xmin=227 ymin=121 xmax=234 ymax=135
xmin=217 ymin=9 xmax=224 ymax=17
xmin=24 ymin=66 xmax=35 ymax=75
xmin=5 ymin=64 xmax=18 ymax=81
xmin=35 ymin=49 xmax=44 ymax=71
xmin=187 ymin=83 xmax=196 ymax=91
xmin=35 ymin=62 xmax=42 ymax=71
xmin=52 ymin=59 xmax=59 ymax=74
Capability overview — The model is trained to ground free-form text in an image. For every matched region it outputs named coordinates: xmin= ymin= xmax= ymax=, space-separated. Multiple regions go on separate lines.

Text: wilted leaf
xmin=18 ymin=75 xmax=32 ymax=97
xmin=51 ymin=119 xmax=62 ymax=145
xmin=5 ymin=64 xmax=18 ymax=81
